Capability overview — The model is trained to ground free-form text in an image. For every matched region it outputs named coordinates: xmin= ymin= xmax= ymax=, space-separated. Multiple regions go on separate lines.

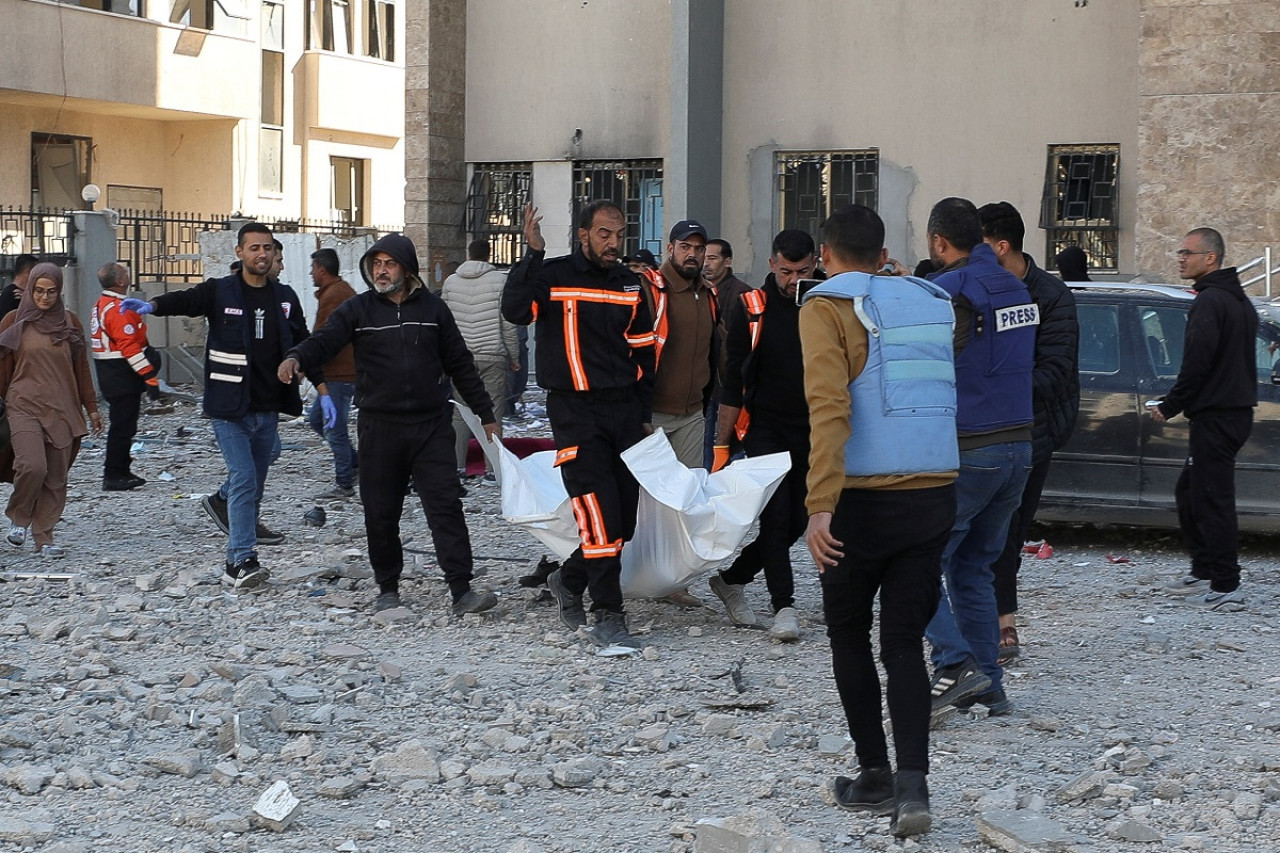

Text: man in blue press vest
xmin=802 ymin=204 xmax=958 ymax=838
xmin=921 ymin=198 xmax=1037 ymax=720
xmin=121 ymin=222 xmax=329 ymax=590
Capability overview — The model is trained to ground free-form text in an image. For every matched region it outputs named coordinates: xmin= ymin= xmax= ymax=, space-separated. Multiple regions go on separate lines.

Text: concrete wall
xmin=457 ymin=0 xmax=1139 ymax=282
xmin=1136 ymin=0 xmax=1280 ymax=283
xmin=722 ymin=0 xmax=1140 ymax=281
xmin=464 ymin=0 xmax=672 ymax=163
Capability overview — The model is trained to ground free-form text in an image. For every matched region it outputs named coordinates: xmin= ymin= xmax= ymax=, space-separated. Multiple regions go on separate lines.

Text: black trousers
xmin=821 ymin=485 xmax=955 ymax=774
xmin=103 ymin=392 xmax=142 ymax=479
xmin=358 ymin=412 xmax=474 ymax=597
xmin=1177 ymin=409 xmax=1252 ymax=593
xmin=720 ymin=421 xmax=809 ymax=612
xmin=548 ymin=388 xmax=644 ymax=614
xmin=991 ymin=456 xmax=1053 ymax=615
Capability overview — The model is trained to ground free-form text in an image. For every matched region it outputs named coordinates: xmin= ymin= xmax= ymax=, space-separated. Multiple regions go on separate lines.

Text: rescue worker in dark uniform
xmin=502 ymin=201 xmax=657 ymax=650
xmin=91 ymin=262 xmax=160 ymax=491
xmin=709 ymin=229 xmax=822 ymax=642
xmin=120 ymin=222 xmax=318 ymax=589
xmin=279 ymin=233 xmax=500 ymax=618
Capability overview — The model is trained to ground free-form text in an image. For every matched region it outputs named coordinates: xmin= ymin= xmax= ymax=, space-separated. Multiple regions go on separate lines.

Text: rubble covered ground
xmin=1 ymin=391 xmax=1278 ymax=853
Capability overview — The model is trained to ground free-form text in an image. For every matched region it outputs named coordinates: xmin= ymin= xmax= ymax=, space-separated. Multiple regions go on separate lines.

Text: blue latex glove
xmin=320 ymin=395 xmax=338 ymax=430
xmin=119 ymin=297 xmax=154 ymax=315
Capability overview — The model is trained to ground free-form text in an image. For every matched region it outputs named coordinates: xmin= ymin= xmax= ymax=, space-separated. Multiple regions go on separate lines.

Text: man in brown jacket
xmin=637 ymin=220 xmax=717 ymax=467
xmin=309 ymin=248 xmax=359 ymax=498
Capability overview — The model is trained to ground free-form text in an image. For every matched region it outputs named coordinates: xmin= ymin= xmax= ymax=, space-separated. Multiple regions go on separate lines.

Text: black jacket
xmin=286 ymin=283 xmax=494 ymax=423
xmin=1022 ymin=255 xmax=1081 ymax=463
xmin=152 ymin=274 xmax=312 ymax=418
xmin=721 ymin=274 xmax=812 ymax=432
xmin=502 ymin=249 xmax=656 ymax=420
xmin=1159 ymin=267 xmax=1257 ymax=420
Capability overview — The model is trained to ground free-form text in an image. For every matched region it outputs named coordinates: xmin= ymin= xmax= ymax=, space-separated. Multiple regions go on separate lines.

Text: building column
xmin=1136 ymin=1 xmax=1280 ymax=281
xmin=668 ymin=0 xmax=724 ymax=236
xmin=405 ymin=0 xmax=467 ymax=290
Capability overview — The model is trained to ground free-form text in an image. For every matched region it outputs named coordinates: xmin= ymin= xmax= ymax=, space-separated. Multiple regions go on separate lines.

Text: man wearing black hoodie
xmin=279 ymin=233 xmax=499 ymax=617
xmin=1153 ymin=227 xmax=1256 ymax=611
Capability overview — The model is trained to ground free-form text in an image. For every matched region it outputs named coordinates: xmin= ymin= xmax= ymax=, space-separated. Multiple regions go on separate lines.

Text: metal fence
xmin=1 ymin=205 xmax=400 ymax=284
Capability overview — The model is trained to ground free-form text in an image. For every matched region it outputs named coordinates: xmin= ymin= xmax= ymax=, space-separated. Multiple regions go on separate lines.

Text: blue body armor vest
xmin=803 ymin=272 xmax=959 ymax=477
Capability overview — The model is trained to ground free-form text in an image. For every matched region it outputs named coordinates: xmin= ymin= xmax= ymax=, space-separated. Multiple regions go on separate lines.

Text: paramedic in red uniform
xmin=90 ymin=263 xmax=159 ymax=491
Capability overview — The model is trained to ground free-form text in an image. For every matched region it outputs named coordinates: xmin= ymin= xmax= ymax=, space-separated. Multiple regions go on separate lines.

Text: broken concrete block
xmin=318 ymin=775 xmax=366 ymax=799
xmin=693 ymin=810 xmax=822 ymax=853
xmin=371 ymin=739 xmax=441 ymax=784
xmin=253 ymin=780 xmax=301 ymax=832
xmin=1107 ymin=819 xmax=1161 ymax=843
xmin=551 ymin=756 xmax=607 ymax=788
xmin=0 ymin=816 xmax=55 ymax=844
xmin=3 ymin=764 xmax=55 ymax=794
xmin=217 ymin=713 xmax=259 ymax=757
xmin=142 ymin=749 xmax=201 ymax=778
xmin=1055 ymin=769 xmax=1109 ymax=803
xmin=976 ymin=809 xmax=1087 ymax=852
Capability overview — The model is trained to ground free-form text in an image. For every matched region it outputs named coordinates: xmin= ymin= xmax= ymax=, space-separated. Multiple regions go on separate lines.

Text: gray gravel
xmin=2 ymin=394 xmax=1278 ymax=852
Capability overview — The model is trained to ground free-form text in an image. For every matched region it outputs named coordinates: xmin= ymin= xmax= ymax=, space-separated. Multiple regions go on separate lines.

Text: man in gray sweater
xmin=442 ymin=239 xmax=520 ymax=477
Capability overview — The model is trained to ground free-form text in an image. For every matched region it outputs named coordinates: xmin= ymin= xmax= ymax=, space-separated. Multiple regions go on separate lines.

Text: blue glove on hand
xmin=320 ymin=395 xmax=338 ymax=430
xmin=119 ymin=297 xmax=154 ymax=315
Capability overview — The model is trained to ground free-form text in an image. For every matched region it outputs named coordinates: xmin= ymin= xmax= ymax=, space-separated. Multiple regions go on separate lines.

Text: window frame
xmin=465 ymin=162 xmax=532 ymax=268
xmin=1041 ymin=143 xmax=1120 ymax=272
xmin=775 ymin=149 xmax=879 ymax=238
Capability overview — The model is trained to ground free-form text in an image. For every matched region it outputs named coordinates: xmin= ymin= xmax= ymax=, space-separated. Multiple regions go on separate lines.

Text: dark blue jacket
xmin=931 ymin=242 xmax=1035 ymax=444
xmin=152 ymin=274 xmax=312 ymax=418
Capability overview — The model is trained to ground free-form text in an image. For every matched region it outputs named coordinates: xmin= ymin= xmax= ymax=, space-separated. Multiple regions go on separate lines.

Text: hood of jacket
xmin=454 ymin=259 xmax=497 ymax=279
xmin=1192 ymin=266 xmax=1245 ymax=299
xmin=360 ymin=233 xmax=424 ymax=292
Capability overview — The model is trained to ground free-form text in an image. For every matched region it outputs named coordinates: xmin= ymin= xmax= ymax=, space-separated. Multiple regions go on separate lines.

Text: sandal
xmin=997 ymin=625 xmax=1021 ymax=664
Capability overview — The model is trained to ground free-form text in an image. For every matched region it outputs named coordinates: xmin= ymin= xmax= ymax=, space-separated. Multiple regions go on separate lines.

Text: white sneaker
xmin=1165 ymin=574 xmax=1208 ymax=595
xmin=769 ymin=607 xmax=801 ymax=642
xmin=6 ymin=524 xmax=26 ymax=548
xmin=708 ymin=575 xmax=759 ymax=626
xmin=1187 ymin=588 xmax=1245 ymax=612
xmin=38 ymin=544 xmax=64 ymax=559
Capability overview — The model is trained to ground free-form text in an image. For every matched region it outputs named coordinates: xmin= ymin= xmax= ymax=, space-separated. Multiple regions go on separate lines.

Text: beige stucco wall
xmin=1136 ymin=0 xmax=1280 ymax=284
xmin=458 ymin=0 xmax=1139 ymax=279
xmin=722 ymin=0 xmax=1141 ymax=279
xmin=464 ymin=0 xmax=672 ymax=162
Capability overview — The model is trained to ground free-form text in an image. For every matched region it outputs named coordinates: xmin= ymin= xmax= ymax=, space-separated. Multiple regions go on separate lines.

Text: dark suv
xmin=1037 ymin=283 xmax=1280 ymax=532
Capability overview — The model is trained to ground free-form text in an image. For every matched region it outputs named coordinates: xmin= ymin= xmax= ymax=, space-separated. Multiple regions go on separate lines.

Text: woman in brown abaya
xmin=0 ymin=262 xmax=102 ymax=557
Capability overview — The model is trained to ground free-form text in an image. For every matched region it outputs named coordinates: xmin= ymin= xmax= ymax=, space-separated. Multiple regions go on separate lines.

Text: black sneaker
xmin=832 ymin=766 xmax=894 ymax=814
xmin=891 ymin=770 xmax=932 ymax=838
xmin=452 ymin=589 xmax=498 ymax=616
xmin=103 ymin=476 xmax=140 ymax=492
xmin=375 ymin=590 xmax=403 ymax=612
xmin=930 ymin=657 xmax=992 ymax=712
xmin=202 ymin=493 xmax=230 ymax=535
xmin=255 ymin=522 xmax=285 ymax=546
xmin=955 ymin=688 xmax=1014 ymax=715
xmin=222 ymin=557 xmax=268 ymax=590
xmin=547 ymin=569 xmax=587 ymax=630
xmin=126 ymin=474 xmax=147 ymax=488
xmin=589 ymin=611 xmax=638 ymax=649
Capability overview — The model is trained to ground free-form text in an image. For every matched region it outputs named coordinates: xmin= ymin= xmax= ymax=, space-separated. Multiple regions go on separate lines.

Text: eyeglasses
xmin=1175 ymin=250 xmax=1211 ymax=258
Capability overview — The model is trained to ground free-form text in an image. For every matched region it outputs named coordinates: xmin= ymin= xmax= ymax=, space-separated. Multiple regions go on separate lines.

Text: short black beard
xmin=583 ymin=245 xmax=616 ymax=271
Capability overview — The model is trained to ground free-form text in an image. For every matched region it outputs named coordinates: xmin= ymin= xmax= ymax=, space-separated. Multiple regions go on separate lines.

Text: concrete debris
xmin=693 ymin=810 xmax=822 ymax=853
xmin=253 ymin=780 xmax=301 ymax=831
xmin=371 ymin=739 xmax=441 ymax=784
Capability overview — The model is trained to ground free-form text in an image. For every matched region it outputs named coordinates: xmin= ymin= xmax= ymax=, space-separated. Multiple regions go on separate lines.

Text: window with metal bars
xmin=464 ymin=163 xmax=532 ymax=268
xmin=1040 ymin=143 xmax=1119 ymax=271
xmin=571 ymin=160 xmax=664 ymax=259
xmin=776 ymin=150 xmax=878 ymax=239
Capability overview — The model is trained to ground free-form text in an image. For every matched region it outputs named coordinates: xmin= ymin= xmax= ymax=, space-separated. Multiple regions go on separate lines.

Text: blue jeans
xmin=307 ymin=381 xmax=358 ymax=488
xmin=926 ymin=441 xmax=1032 ymax=694
xmin=212 ymin=412 xmax=279 ymax=565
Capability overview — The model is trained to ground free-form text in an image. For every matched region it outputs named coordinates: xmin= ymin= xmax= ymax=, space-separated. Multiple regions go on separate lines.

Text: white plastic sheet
xmin=491 ymin=425 xmax=791 ymax=599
